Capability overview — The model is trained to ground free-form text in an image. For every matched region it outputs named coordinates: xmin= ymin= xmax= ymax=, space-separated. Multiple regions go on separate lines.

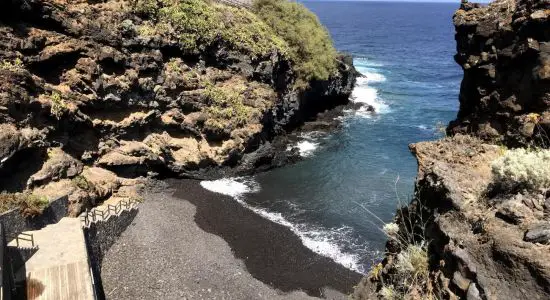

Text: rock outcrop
xmin=354 ymin=136 xmax=550 ymax=300
xmin=408 ymin=136 xmax=549 ymax=299
xmin=354 ymin=0 xmax=550 ymax=299
xmin=449 ymin=0 xmax=550 ymax=147
xmin=0 ymin=0 xmax=356 ymax=214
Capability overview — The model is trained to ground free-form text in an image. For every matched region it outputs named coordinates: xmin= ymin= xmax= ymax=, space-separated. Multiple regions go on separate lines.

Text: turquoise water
xmin=201 ymin=1 xmax=461 ymax=273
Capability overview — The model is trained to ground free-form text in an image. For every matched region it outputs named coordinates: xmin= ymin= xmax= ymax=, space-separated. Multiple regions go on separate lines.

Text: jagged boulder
xmin=449 ymin=0 xmax=550 ymax=147
xmin=27 ymin=147 xmax=83 ymax=188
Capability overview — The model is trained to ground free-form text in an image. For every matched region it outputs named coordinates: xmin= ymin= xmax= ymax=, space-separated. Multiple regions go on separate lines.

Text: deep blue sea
xmin=201 ymin=1 xmax=461 ymax=274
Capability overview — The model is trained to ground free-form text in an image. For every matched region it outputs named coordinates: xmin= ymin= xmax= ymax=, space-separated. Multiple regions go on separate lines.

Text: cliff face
xmin=354 ymin=137 xmax=550 ymax=300
xmin=449 ymin=0 xmax=550 ymax=147
xmin=411 ymin=136 xmax=549 ymax=299
xmin=0 ymin=0 xmax=356 ymax=214
xmin=354 ymin=1 xmax=550 ymax=299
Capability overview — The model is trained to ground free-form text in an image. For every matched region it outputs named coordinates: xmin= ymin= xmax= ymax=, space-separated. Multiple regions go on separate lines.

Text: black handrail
xmin=81 ymin=198 xmax=139 ymax=227
xmin=7 ymin=233 xmax=35 ymax=248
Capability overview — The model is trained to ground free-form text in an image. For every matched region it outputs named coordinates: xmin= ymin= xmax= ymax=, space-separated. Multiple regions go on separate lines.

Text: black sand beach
xmin=101 ymin=180 xmax=361 ymax=299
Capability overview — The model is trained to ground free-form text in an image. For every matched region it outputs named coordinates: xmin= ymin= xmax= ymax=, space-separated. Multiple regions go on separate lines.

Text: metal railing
xmin=81 ymin=199 xmax=139 ymax=228
xmin=8 ymin=233 xmax=34 ymax=248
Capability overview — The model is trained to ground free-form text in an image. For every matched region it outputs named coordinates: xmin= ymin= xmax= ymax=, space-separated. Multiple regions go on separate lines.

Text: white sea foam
xmin=349 ymin=63 xmax=391 ymax=117
xmin=351 ymin=85 xmax=390 ymax=116
xmin=416 ymin=124 xmax=431 ymax=131
xmin=200 ymin=177 xmax=366 ymax=274
xmin=296 ymin=140 xmax=319 ymax=157
xmin=354 ymin=57 xmax=384 ymax=67
xmin=356 ymin=72 xmax=386 ymax=84
xmin=286 ymin=131 xmax=323 ymax=157
xmin=249 ymin=207 xmax=363 ymax=273
xmin=199 ymin=177 xmax=259 ymax=199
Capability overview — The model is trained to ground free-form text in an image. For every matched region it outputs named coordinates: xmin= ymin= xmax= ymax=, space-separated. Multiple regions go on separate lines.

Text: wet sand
xmin=101 ymin=180 xmax=361 ymax=299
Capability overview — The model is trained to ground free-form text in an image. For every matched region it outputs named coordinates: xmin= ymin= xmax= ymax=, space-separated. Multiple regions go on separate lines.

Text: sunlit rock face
xmin=450 ymin=0 xmax=550 ymax=148
xmin=0 ymin=0 xmax=356 ymax=214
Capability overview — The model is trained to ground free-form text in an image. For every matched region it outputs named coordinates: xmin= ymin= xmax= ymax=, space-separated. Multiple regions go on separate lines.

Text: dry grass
xmin=356 ymin=177 xmax=438 ymax=299
xmin=492 ymin=148 xmax=550 ymax=191
xmin=0 ymin=192 xmax=49 ymax=217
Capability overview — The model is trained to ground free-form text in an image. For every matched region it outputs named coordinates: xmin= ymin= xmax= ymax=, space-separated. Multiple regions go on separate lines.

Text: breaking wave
xmin=200 ymin=177 xmax=368 ymax=274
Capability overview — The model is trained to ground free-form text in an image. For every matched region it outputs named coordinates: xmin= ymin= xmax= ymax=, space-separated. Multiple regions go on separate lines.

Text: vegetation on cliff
xmin=0 ymin=192 xmax=49 ymax=217
xmin=253 ymin=0 xmax=338 ymax=87
xmin=492 ymin=148 xmax=550 ymax=191
xmin=356 ymin=133 xmax=550 ymax=300
xmin=0 ymin=0 xmax=355 ymax=216
xmin=133 ymin=0 xmax=338 ymax=88
xmin=134 ymin=0 xmax=288 ymax=57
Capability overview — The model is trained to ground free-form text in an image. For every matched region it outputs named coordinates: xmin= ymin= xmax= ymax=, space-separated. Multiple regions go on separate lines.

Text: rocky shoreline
xmin=0 ymin=0 xmax=359 ymax=216
xmin=101 ymin=179 xmax=361 ymax=300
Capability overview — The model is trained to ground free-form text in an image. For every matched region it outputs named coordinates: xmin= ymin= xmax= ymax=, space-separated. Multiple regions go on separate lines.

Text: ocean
xmin=200 ymin=1 xmax=461 ymax=274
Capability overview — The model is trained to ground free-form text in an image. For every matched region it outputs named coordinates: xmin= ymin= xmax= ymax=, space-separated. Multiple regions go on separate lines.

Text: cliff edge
xmin=0 ymin=0 xmax=357 ymax=215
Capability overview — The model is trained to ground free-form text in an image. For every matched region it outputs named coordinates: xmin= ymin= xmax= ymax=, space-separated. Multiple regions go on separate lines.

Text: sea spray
xmin=199 ymin=177 xmax=368 ymax=274
xmin=286 ymin=131 xmax=325 ymax=158
xmin=351 ymin=65 xmax=390 ymax=117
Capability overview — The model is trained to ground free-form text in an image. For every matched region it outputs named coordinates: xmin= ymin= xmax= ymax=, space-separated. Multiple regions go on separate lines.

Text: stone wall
xmin=82 ymin=204 xmax=139 ymax=300
xmin=0 ymin=196 xmax=68 ymax=238
xmin=83 ymin=207 xmax=138 ymax=268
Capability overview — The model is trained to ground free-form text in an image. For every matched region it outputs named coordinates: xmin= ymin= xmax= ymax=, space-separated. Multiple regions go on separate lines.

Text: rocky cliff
xmin=354 ymin=1 xmax=550 ymax=299
xmin=354 ymin=135 xmax=549 ymax=299
xmin=449 ymin=0 xmax=550 ymax=147
xmin=0 ymin=0 xmax=356 ymax=215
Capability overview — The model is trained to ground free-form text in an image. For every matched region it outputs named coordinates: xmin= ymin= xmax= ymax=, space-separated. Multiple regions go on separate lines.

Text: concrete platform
xmin=10 ymin=217 xmax=94 ymax=300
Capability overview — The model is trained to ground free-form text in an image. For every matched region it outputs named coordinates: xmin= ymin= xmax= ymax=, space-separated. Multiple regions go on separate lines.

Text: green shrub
xmin=158 ymin=0 xmax=220 ymax=51
xmin=137 ymin=0 xmax=287 ymax=57
xmin=133 ymin=0 xmax=161 ymax=18
xmin=50 ymin=92 xmax=67 ymax=120
xmin=133 ymin=0 xmax=337 ymax=89
xmin=253 ymin=0 xmax=338 ymax=88
xmin=203 ymin=83 xmax=255 ymax=127
xmin=0 ymin=192 xmax=49 ymax=217
xmin=72 ymin=175 xmax=96 ymax=193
